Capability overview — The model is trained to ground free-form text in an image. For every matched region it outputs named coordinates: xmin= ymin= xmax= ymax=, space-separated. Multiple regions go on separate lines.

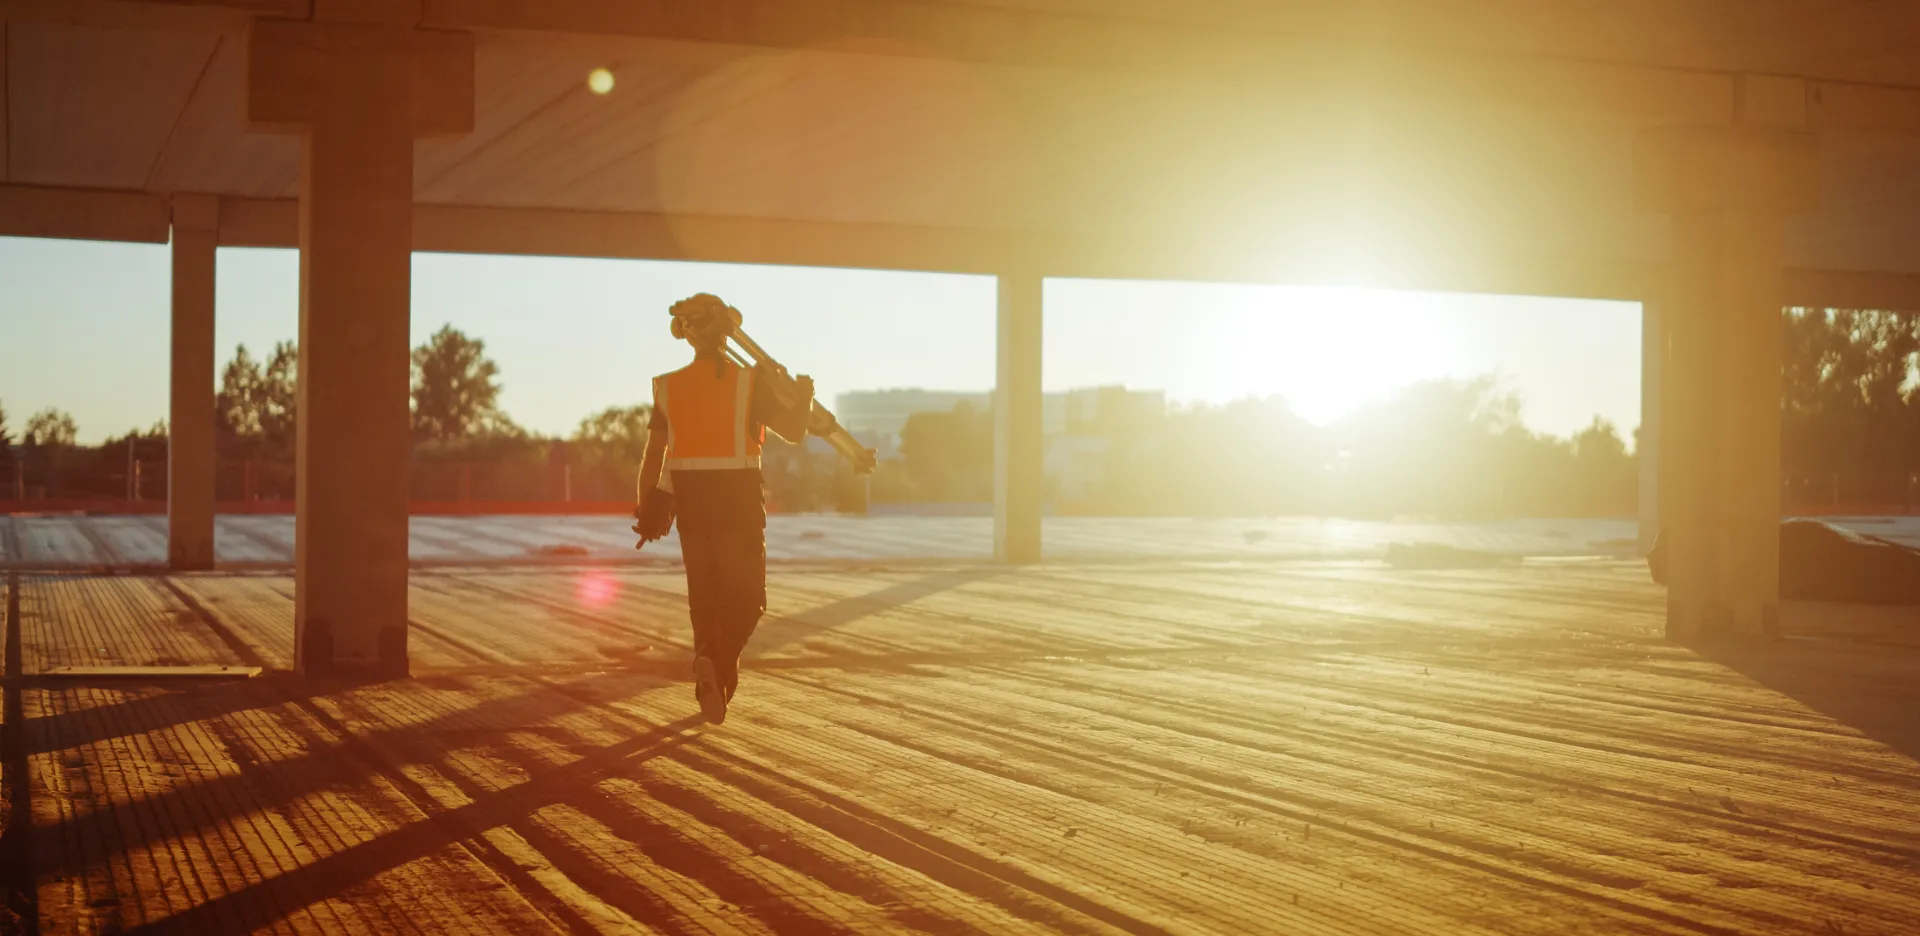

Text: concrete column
xmin=168 ymin=195 xmax=219 ymax=571
xmin=994 ymin=271 xmax=1043 ymax=564
xmin=1637 ymin=299 xmax=1663 ymax=555
xmin=247 ymin=18 xmax=473 ymax=677
xmin=1637 ymin=106 xmax=1818 ymax=639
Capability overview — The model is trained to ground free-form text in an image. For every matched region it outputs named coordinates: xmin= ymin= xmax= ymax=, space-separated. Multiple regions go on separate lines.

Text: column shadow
xmin=745 ymin=566 xmax=1009 ymax=661
xmin=1682 ymin=633 xmax=1920 ymax=763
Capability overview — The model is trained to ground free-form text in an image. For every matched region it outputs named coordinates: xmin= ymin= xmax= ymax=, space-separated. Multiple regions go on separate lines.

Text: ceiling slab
xmin=416 ymin=35 xmax=735 ymax=205
xmin=2 ymin=22 xmax=10 ymax=182
xmin=143 ymin=28 xmax=299 ymax=196
xmin=16 ymin=0 xmax=1920 ymax=88
xmin=6 ymin=20 xmax=219 ymax=188
xmin=3 ymin=0 xmax=1920 ymax=277
xmin=927 ymin=0 xmax=1920 ymax=85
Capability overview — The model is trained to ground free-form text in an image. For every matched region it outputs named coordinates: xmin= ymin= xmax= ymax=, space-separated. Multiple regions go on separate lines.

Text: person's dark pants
xmin=678 ymin=520 xmax=767 ymax=698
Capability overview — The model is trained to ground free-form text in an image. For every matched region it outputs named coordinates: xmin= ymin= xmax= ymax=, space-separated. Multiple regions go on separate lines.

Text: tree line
xmin=876 ymin=379 xmax=1641 ymax=517
xmin=4 ymin=308 xmax=1916 ymax=514
xmin=0 ymin=325 xmax=652 ymax=502
xmin=874 ymin=308 xmax=1920 ymax=517
xmin=1781 ymin=308 xmax=1920 ymax=505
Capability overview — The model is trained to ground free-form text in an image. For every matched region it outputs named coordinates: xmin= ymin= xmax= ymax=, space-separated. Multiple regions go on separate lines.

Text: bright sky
xmin=0 ymin=236 xmax=1642 ymax=445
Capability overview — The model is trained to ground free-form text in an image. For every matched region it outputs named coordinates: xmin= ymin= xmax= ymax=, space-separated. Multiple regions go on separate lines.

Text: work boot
xmin=693 ymin=655 xmax=727 ymax=724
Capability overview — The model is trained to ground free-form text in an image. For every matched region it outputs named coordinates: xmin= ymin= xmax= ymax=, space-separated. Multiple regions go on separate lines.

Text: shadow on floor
xmin=1685 ymin=633 xmax=1920 ymax=763
xmin=746 ymin=566 xmax=1009 ymax=660
xmin=19 ymin=663 xmax=709 ymax=934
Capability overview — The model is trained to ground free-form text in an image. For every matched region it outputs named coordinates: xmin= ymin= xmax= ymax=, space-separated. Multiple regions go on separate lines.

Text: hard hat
xmin=669 ymin=293 xmax=742 ymax=340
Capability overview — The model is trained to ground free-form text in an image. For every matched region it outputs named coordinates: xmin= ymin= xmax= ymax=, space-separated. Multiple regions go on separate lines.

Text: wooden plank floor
xmin=2 ymin=561 xmax=1918 ymax=934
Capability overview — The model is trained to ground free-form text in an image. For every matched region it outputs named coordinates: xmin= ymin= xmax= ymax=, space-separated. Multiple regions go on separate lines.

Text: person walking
xmin=633 ymin=294 xmax=812 ymax=724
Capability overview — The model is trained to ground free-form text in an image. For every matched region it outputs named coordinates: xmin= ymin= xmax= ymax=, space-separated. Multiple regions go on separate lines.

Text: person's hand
xmin=633 ymin=491 xmax=676 ymax=547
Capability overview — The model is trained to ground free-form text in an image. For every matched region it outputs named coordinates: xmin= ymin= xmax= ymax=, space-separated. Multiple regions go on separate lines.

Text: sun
xmin=1222 ymin=286 xmax=1459 ymax=424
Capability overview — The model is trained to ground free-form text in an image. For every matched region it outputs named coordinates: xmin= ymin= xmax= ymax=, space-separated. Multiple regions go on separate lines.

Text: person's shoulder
xmin=750 ymin=363 xmax=786 ymax=395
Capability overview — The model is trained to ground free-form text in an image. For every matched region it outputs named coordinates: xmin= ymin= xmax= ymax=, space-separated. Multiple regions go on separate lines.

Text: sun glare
xmin=1220 ymin=287 xmax=1461 ymax=425
xmin=575 ymin=570 xmax=619 ymax=610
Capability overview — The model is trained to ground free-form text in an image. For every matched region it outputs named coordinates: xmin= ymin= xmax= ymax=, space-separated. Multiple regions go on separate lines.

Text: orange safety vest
xmin=654 ymin=360 xmax=763 ymax=471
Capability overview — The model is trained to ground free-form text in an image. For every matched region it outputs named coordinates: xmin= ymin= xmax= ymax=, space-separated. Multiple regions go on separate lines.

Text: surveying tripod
xmin=722 ymin=327 xmax=878 ymax=475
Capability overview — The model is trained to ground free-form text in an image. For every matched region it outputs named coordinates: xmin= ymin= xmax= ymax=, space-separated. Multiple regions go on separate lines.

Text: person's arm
xmin=755 ymin=366 xmax=814 ymax=444
xmin=636 ymin=433 xmax=668 ymax=502
xmin=636 ymin=403 xmax=669 ymax=502
xmin=633 ymin=399 xmax=675 ymax=545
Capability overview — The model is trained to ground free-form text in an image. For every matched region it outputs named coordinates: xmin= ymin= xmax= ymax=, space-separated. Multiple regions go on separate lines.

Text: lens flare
xmin=575 ymin=570 xmax=619 ymax=610
xmin=587 ymin=68 xmax=615 ymax=95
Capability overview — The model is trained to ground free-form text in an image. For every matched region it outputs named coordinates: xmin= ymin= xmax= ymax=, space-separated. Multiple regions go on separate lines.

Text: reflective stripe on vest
xmin=656 ymin=361 xmax=761 ymax=471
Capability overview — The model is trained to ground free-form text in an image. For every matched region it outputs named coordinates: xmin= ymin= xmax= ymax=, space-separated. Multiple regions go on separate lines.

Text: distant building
xmin=835 ymin=390 xmax=991 ymax=439
xmin=837 ymin=387 xmax=1162 ymax=443
xmin=833 ymin=386 xmax=1165 ymax=506
xmin=801 ymin=430 xmax=897 ymax=462
xmin=1049 ymin=387 xmax=1166 ymax=504
xmin=1061 ymin=386 xmax=1166 ymax=436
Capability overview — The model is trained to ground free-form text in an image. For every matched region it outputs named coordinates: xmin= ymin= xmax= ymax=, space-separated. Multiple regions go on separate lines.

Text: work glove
xmin=633 ymin=490 xmax=676 ymax=548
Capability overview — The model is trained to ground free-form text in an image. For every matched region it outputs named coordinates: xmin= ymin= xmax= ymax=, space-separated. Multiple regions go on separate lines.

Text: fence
xmin=0 ymin=457 xmax=626 ymax=514
xmin=6 ymin=452 xmax=1917 ymax=518
xmin=0 ymin=455 xmax=869 ymax=515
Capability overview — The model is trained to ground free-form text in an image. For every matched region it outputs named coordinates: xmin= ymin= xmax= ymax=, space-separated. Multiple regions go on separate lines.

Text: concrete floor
xmin=2 ymin=559 xmax=1918 ymax=933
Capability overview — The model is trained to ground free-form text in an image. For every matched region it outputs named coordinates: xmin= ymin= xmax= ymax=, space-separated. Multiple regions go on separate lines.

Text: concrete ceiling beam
xmin=0 ymin=183 xmax=171 ymax=241
xmin=9 ymin=179 xmax=1920 ymax=310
